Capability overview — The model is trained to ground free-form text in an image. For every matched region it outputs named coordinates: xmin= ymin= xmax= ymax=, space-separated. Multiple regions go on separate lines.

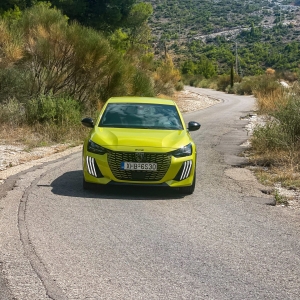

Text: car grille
xmin=107 ymin=151 xmax=171 ymax=181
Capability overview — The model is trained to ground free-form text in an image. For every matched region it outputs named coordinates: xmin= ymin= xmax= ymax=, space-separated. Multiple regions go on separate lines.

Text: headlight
xmin=87 ymin=140 xmax=107 ymax=155
xmin=172 ymin=143 xmax=192 ymax=157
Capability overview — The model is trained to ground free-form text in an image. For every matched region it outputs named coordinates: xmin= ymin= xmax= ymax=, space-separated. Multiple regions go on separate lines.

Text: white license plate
xmin=121 ymin=162 xmax=157 ymax=171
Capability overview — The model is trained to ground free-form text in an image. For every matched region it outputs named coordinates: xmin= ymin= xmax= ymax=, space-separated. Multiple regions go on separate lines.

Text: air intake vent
xmin=174 ymin=160 xmax=192 ymax=181
xmin=86 ymin=156 xmax=103 ymax=178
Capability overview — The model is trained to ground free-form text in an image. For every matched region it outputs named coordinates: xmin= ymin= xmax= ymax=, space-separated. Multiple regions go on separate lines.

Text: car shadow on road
xmin=50 ymin=171 xmax=186 ymax=200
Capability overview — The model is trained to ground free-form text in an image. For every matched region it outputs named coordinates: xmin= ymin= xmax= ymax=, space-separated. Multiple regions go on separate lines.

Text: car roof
xmin=107 ymin=97 xmax=176 ymax=106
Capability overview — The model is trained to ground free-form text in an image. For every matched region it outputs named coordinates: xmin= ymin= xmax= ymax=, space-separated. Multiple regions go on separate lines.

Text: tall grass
xmin=25 ymin=94 xmax=81 ymax=125
xmin=251 ymin=82 xmax=300 ymax=179
xmin=0 ymin=94 xmax=86 ymax=145
xmin=0 ymin=97 xmax=25 ymax=126
xmin=254 ymin=88 xmax=287 ymax=113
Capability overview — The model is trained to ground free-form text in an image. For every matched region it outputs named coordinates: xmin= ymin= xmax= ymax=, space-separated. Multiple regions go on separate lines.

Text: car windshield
xmin=99 ymin=103 xmax=183 ymax=130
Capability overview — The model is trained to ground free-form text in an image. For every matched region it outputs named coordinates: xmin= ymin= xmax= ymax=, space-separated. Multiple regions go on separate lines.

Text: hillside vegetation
xmin=148 ymin=0 xmax=300 ymax=78
xmin=0 ymin=2 xmax=180 ymax=145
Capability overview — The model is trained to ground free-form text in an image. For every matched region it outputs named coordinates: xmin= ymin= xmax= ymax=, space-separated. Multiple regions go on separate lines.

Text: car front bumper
xmin=82 ymin=151 xmax=196 ymax=188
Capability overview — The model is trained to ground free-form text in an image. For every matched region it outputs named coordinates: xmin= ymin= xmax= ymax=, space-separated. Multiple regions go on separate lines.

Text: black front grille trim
xmin=108 ymin=151 xmax=171 ymax=181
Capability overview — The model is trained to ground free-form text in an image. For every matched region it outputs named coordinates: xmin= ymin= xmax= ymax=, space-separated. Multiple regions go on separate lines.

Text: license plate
xmin=121 ymin=162 xmax=157 ymax=171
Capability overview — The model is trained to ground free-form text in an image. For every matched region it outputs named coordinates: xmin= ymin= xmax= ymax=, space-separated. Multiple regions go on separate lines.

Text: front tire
xmin=179 ymin=172 xmax=196 ymax=195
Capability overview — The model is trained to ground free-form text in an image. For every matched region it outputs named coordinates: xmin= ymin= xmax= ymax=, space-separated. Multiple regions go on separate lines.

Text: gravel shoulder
xmin=0 ymin=145 xmax=82 ymax=185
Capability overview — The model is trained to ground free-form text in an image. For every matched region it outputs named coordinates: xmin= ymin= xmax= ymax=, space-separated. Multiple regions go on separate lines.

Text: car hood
xmin=91 ymin=127 xmax=191 ymax=152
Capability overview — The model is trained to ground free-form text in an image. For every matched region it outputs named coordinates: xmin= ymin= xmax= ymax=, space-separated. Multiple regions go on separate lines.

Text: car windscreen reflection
xmin=99 ymin=103 xmax=183 ymax=130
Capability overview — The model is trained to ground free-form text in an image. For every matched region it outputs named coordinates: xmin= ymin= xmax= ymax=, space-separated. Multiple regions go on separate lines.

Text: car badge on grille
xmin=135 ymin=152 xmax=144 ymax=162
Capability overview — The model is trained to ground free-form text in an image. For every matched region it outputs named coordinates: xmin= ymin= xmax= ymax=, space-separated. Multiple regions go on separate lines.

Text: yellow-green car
xmin=81 ymin=97 xmax=201 ymax=194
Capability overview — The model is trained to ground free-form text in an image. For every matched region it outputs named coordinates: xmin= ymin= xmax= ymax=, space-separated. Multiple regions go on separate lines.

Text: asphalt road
xmin=1 ymin=88 xmax=300 ymax=299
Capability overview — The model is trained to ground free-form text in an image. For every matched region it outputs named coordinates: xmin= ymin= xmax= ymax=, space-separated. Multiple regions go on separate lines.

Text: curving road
xmin=1 ymin=88 xmax=300 ymax=300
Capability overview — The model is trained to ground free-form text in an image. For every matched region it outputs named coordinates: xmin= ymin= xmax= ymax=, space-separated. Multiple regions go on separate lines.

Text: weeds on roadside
xmin=0 ymin=121 xmax=87 ymax=148
xmin=0 ymin=97 xmax=25 ymax=126
xmin=254 ymin=88 xmax=287 ymax=113
xmin=274 ymin=190 xmax=289 ymax=206
xmin=0 ymin=94 xmax=88 ymax=146
xmin=250 ymin=81 xmax=300 ymax=188
xmin=253 ymin=165 xmax=300 ymax=188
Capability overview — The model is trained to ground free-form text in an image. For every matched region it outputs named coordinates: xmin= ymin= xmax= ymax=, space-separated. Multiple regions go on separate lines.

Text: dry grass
xmin=0 ymin=124 xmax=39 ymax=145
xmin=249 ymin=135 xmax=300 ymax=189
xmin=250 ymin=148 xmax=300 ymax=189
xmin=254 ymin=88 xmax=287 ymax=113
xmin=250 ymin=81 xmax=300 ymax=191
xmin=250 ymin=145 xmax=300 ymax=168
xmin=156 ymin=94 xmax=174 ymax=100
xmin=253 ymin=167 xmax=300 ymax=189
xmin=0 ymin=123 xmax=87 ymax=149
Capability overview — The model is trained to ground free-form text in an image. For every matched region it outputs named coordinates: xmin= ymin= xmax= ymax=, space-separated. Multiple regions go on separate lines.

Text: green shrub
xmin=216 ymin=74 xmax=231 ymax=91
xmin=25 ymin=94 xmax=81 ymax=125
xmin=197 ymin=79 xmax=211 ymax=88
xmin=154 ymin=54 xmax=181 ymax=96
xmin=252 ymin=74 xmax=281 ymax=97
xmin=132 ymin=71 xmax=155 ymax=96
xmin=0 ymin=97 xmax=25 ymax=126
xmin=15 ymin=4 xmax=126 ymax=106
xmin=252 ymin=122 xmax=285 ymax=152
xmin=182 ymin=76 xmax=200 ymax=87
xmin=226 ymin=85 xmax=235 ymax=94
xmin=55 ymin=97 xmax=82 ymax=126
xmin=233 ymin=77 xmax=254 ymax=95
xmin=0 ymin=68 xmax=31 ymax=102
xmin=252 ymin=90 xmax=300 ymax=152
xmin=175 ymin=81 xmax=184 ymax=91
xmin=272 ymin=93 xmax=300 ymax=146
xmin=98 ymin=64 xmax=133 ymax=102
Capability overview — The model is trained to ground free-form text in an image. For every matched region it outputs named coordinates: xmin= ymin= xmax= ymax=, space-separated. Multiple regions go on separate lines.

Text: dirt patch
xmin=174 ymin=89 xmax=221 ymax=112
xmin=0 ymin=144 xmax=70 ymax=171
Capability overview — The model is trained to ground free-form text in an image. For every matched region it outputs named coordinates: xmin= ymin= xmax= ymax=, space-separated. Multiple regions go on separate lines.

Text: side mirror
xmin=188 ymin=121 xmax=201 ymax=131
xmin=81 ymin=117 xmax=94 ymax=128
